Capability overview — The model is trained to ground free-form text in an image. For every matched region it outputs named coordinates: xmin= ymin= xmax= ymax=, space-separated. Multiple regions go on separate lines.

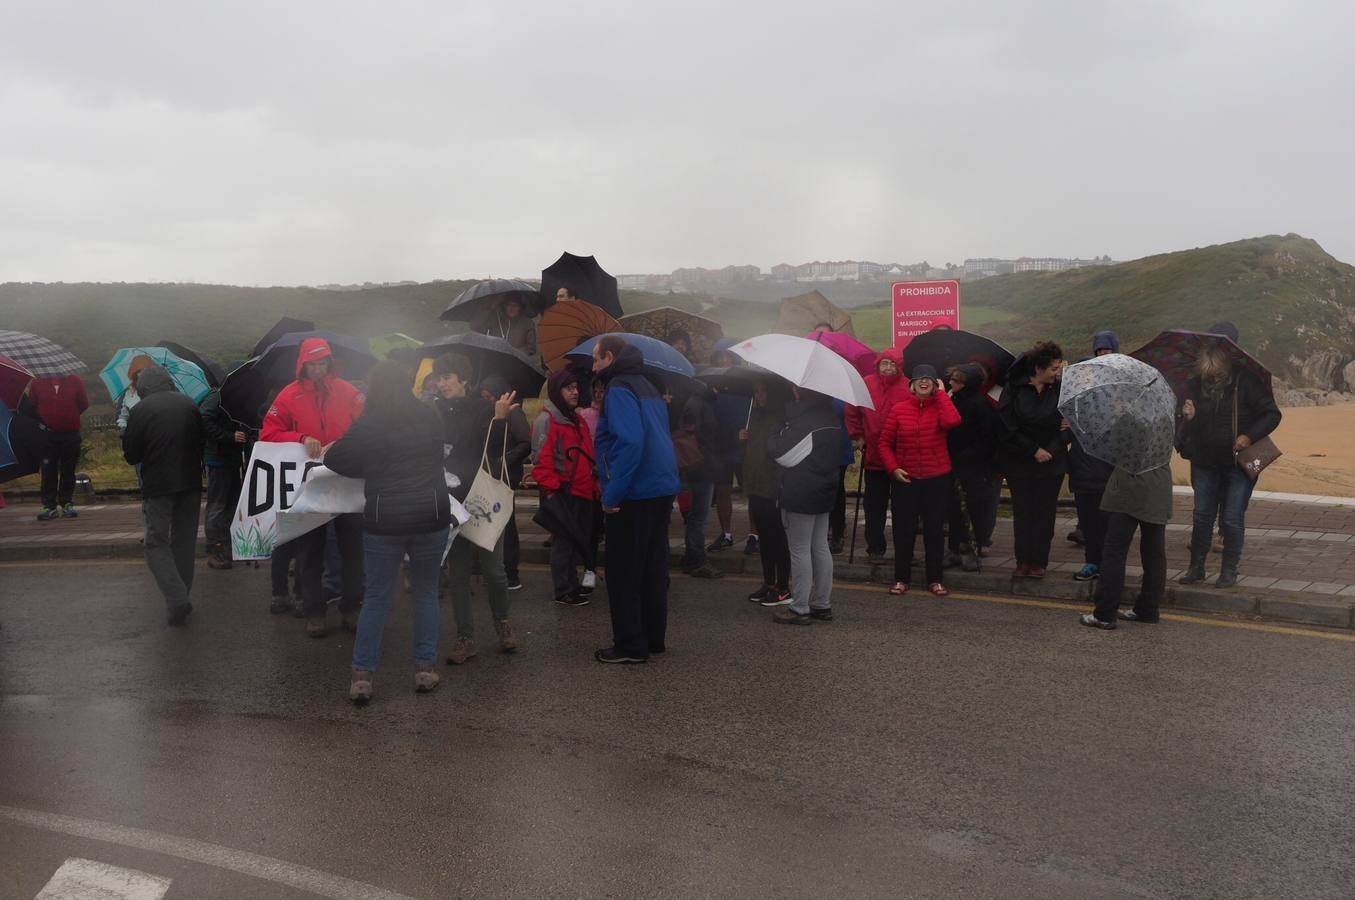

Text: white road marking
xmin=1 ymin=806 xmax=417 ymax=900
xmin=34 ymin=857 xmax=170 ymax=900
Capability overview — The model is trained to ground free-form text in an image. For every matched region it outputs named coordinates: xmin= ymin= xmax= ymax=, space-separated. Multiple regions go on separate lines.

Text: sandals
xmin=928 ymin=583 xmax=950 ymax=597
xmin=888 ymin=582 xmax=909 ymax=595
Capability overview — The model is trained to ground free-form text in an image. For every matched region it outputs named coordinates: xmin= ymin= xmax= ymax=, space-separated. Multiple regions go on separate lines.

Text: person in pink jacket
xmin=878 ymin=364 xmax=961 ymax=596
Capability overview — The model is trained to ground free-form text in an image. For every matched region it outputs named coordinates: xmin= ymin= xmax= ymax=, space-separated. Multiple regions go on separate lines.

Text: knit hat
xmin=910 ymin=363 xmax=938 ymax=381
xmin=1208 ymin=321 xmax=1240 ymax=344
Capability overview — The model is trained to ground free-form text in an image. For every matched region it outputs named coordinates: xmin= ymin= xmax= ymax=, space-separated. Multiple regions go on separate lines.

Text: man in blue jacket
xmin=592 ymin=335 xmax=680 ymax=663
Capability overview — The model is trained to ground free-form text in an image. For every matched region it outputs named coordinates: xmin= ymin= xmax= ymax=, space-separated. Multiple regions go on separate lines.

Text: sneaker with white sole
xmin=1073 ymin=563 xmax=1100 ymax=582
xmin=580 ymin=570 xmax=597 ymax=594
xmin=759 ymin=589 xmax=793 ymax=607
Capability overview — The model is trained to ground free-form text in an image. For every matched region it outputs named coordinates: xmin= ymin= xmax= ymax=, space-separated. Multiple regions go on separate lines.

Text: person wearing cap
xmin=878 ymin=364 xmax=961 ymax=596
xmin=261 ymin=337 xmax=366 ymax=637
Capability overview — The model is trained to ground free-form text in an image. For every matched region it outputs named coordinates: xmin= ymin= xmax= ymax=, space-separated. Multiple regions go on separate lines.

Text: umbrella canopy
xmin=1130 ymin=329 xmax=1273 ymax=402
xmin=619 ymin=307 xmax=724 ymax=363
xmin=776 ymin=291 xmax=855 ymax=337
xmin=539 ymin=299 xmax=621 ymax=373
xmin=369 ymin=333 xmax=423 ymax=361
xmin=0 ymin=399 xmax=46 ymax=484
xmin=540 ymin=252 xmax=624 ymax=319
xmin=903 ymin=328 xmax=1016 ymax=387
xmin=566 ymin=333 xmax=697 ymax=382
xmin=0 ymin=354 xmax=35 ymax=410
xmin=250 ymin=317 xmax=316 ymax=358
xmin=807 ymin=330 xmax=876 ymax=377
xmin=442 ymin=279 xmax=544 ymax=324
xmin=0 ymin=330 xmax=86 ymax=378
xmin=727 ymin=334 xmax=873 ymax=408
xmin=100 ymin=347 xmax=212 ymax=404
xmin=156 ymin=341 xmax=227 ymax=388
xmin=417 ymin=332 xmax=548 ymax=399
xmin=1058 ymin=354 xmax=1177 ymax=475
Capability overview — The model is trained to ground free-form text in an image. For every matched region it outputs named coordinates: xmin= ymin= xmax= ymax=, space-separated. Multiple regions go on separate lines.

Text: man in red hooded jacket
xmin=844 ymin=348 xmax=910 ymax=561
xmin=261 ymin=337 xmax=366 ymax=637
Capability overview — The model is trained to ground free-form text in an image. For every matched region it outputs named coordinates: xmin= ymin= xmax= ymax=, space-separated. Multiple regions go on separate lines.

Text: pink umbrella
xmin=0 ymin=354 xmax=34 ymax=410
xmin=807 ymin=330 xmax=877 ymax=377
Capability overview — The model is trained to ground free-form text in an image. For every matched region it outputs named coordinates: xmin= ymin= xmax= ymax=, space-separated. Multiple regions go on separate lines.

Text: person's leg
xmin=334 ymin=513 xmax=366 ymax=614
xmin=352 ymin=533 xmax=404 ymax=672
xmin=549 ymin=504 xmax=583 ymax=600
xmin=1093 ymin=512 xmax=1136 ymax=622
xmin=863 ymin=469 xmax=889 ymax=557
xmin=57 ymin=432 xmax=80 ymax=507
xmin=981 ymin=474 xmax=1001 ymax=548
xmin=715 ymin=480 xmax=733 ymax=537
xmin=479 ymin=533 xmax=511 ymax=623
xmin=1073 ymin=490 xmax=1104 ymax=566
xmin=293 ymin=526 xmax=330 ymax=618
xmin=1136 ymin=520 xmax=1167 ymax=620
xmin=1219 ymin=467 xmax=1256 ymax=575
xmin=684 ymin=480 xmax=713 ymax=569
xmin=750 ymin=497 xmax=778 ymax=587
xmin=829 ymin=465 xmax=847 ymax=546
xmin=39 ymin=435 xmax=60 ymax=510
xmin=270 ymin=540 xmax=295 ymax=597
xmin=781 ymin=510 xmax=813 ymax=616
xmin=1030 ymin=476 xmax=1063 ymax=569
xmin=1188 ymin=466 xmax=1223 ymax=567
xmin=502 ymin=504 xmax=521 ymax=585
xmin=922 ymin=476 xmax=949 ymax=585
xmin=891 ymin=479 xmax=920 ymax=585
xmin=1006 ymin=475 xmax=1032 ymax=565
xmin=142 ymin=495 xmax=189 ymax=610
xmin=407 ymin=530 xmax=445 ymax=666
xmin=170 ymin=489 xmax=201 ymax=597
xmin=204 ymin=466 xmax=229 ymax=555
xmin=639 ymin=496 xmax=672 ymax=651
xmin=809 ymin=511 xmax=833 ymax=610
xmin=603 ymin=502 xmax=647 ymax=656
xmin=445 ymin=537 xmax=476 ymax=640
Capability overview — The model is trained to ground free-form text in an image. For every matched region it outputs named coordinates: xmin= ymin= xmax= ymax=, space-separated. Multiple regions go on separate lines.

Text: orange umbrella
xmin=538 ymin=299 xmax=621 ymax=372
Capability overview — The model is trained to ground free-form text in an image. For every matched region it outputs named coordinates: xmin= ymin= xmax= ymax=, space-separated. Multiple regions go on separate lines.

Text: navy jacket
xmin=767 ymin=396 xmax=842 ymax=515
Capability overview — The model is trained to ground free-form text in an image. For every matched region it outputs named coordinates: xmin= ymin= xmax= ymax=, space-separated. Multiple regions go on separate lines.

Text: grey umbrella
xmin=1058 ymin=354 xmax=1177 ymax=475
xmin=0 ymin=330 xmax=86 ymax=378
xmin=441 ymin=279 xmax=543 ymax=324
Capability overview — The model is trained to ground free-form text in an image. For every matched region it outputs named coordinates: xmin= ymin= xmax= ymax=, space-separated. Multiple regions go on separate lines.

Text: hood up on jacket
xmin=953 ymin=362 xmax=987 ymax=397
xmin=135 ymin=364 xmax=177 ymax=397
xmin=875 ymin=347 xmax=904 ymax=387
xmin=1091 ymin=331 xmax=1120 ymax=355
xmin=546 ymin=370 xmax=580 ymax=422
xmin=294 ymin=337 xmax=333 ymax=378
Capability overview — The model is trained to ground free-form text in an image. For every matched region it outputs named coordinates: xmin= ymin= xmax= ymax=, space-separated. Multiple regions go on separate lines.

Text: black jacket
xmin=677 ymin=389 xmax=720 ymax=483
xmin=433 ymin=396 xmax=511 ymax=502
xmin=122 ymin=366 xmax=205 ymax=498
xmin=997 ymin=379 xmax=1070 ymax=479
xmin=1068 ymin=435 xmax=1114 ymax=493
xmin=199 ymin=389 xmax=244 ymax=465
xmin=1176 ymin=371 xmax=1282 ymax=470
xmin=947 ymin=363 xmax=1000 ymax=472
xmin=766 ymin=397 xmax=841 ymax=515
xmin=324 ymin=403 xmax=453 ymax=535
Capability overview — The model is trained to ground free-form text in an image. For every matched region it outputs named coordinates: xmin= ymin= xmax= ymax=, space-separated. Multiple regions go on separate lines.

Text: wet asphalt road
xmin=1 ymin=558 xmax=1353 ymax=899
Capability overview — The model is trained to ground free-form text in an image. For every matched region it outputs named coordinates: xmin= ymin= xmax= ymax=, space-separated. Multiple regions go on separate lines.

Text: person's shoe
xmin=1118 ymin=610 xmax=1160 ymax=624
xmin=928 ymin=583 xmax=950 ymax=597
xmin=808 ymin=608 xmax=834 ymax=622
xmin=494 ymin=620 xmax=518 ymax=653
xmin=1026 ymin=566 xmax=1047 ymax=579
xmin=595 ymin=647 xmax=647 ymax=664
xmin=350 ymin=671 xmax=373 ymax=704
xmin=648 ymin=642 xmax=666 ymax=655
xmin=1067 ymin=527 xmax=1085 ymax=546
xmin=1073 ymin=563 xmax=1100 ymax=582
xmin=207 ymin=553 xmax=233 ymax=570
xmin=759 ymin=589 xmax=793 ymax=607
xmin=506 ymin=577 xmax=523 ymax=592
xmin=413 ymin=666 xmax=440 ymax=693
xmin=167 ymin=602 xmax=193 ymax=626
xmin=773 ymin=608 xmax=812 ymax=625
xmin=828 ymin=538 xmax=845 ymax=555
xmin=688 ymin=563 xmax=723 ymax=579
xmin=36 ymin=506 xmax=59 ymax=521
xmin=292 ymin=598 xmax=306 ymax=618
xmin=306 ymin=616 xmax=328 ymax=638
xmin=960 ymin=551 xmax=981 ymax=572
xmin=580 ymin=570 xmax=597 ymax=594
xmin=555 ymin=592 xmax=590 ymax=606
xmin=889 ymin=582 xmax=909 ymax=595
xmin=706 ymin=534 xmax=735 ymax=553
xmin=339 ymin=610 xmax=359 ymax=633
xmin=446 ymin=637 xmax=478 ymax=665
xmin=1179 ymin=563 xmax=1207 ymax=585
xmin=60 ymin=503 xmax=78 ymax=518
xmin=1013 ymin=563 xmax=1031 ymax=578
xmin=1214 ymin=567 xmax=1239 ymax=589
xmin=269 ymin=594 xmax=292 ymax=615
xmin=1079 ymin=613 xmax=1116 ymax=630
xmin=747 ymin=585 xmax=772 ymax=603
xmin=744 ymin=534 xmax=760 ymax=556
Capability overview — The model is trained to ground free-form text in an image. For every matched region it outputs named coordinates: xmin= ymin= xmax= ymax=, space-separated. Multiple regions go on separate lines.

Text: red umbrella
xmin=807 ymin=330 xmax=877 ymax=377
xmin=0 ymin=354 xmax=35 ymax=409
xmin=1130 ymin=330 xmax=1273 ymax=402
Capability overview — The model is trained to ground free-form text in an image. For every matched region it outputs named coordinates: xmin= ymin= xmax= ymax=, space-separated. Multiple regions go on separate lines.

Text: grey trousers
xmin=446 ymin=532 xmax=511 ymax=639
xmin=782 ymin=510 xmax=833 ymax=615
xmin=143 ymin=490 xmax=201 ymax=610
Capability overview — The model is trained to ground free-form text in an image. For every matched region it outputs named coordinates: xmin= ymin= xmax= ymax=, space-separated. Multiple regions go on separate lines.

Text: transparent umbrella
xmin=1058 ymin=354 xmax=1176 ymax=474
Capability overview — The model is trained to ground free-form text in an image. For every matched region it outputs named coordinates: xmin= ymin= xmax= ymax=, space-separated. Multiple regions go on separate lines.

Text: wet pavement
xmin=2 ymin=559 xmax=1354 ymax=898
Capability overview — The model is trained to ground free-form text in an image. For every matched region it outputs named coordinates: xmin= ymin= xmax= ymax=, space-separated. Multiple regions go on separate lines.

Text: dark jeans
xmin=446 ymin=530 xmax=511 ymax=639
xmin=270 ymin=539 xmax=296 ymax=598
xmin=548 ymin=493 xmax=594 ymax=599
xmin=748 ymin=494 xmax=790 ymax=589
xmin=948 ymin=466 xmax=998 ymax=552
xmin=892 ymin=474 xmax=950 ymax=584
xmin=862 ymin=469 xmax=894 ymax=556
xmin=683 ymin=480 xmax=714 ymax=569
xmin=1094 ymin=513 xmax=1165 ymax=623
xmin=1007 ymin=473 xmax=1064 ymax=568
xmin=1190 ymin=464 xmax=1255 ymax=569
xmin=40 ymin=430 xmax=81 ymax=508
xmin=604 ymin=495 xmax=673 ymax=657
xmin=352 ymin=530 xmax=445 ymax=671
xmin=829 ymin=465 xmax=848 ymax=541
xmin=1073 ymin=489 xmax=1108 ymax=567
xmin=142 ymin=489 xmax=201 ymax=610
xmin=503 ymin=501 xmax=521 ymax=581
xmin=294 ymin=512 xmax=364 ymax=616
xmin=204 ymin=461 xmax=242 ymax=552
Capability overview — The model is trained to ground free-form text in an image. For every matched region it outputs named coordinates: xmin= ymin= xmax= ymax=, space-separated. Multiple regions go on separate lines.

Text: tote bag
xmin=459 ymin=425 xmax=516 ymax=551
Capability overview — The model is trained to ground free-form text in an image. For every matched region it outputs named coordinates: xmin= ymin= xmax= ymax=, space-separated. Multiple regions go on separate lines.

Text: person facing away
xmin=845 ymin=347 xmax=910 ymax=563
xmin=323 ymin=361 xmax=455 ymax=704
xmin=1080 ymin=460 xmax=1174 ymax=630
xmin=28 ymin=372 xmax=89 ymax=520
xmin=591 ymin=334 xmax=680 ymax=663
xmin=675 ymin=384 xmax=723 ymax=579
xmin=121 ymin=364 xmax=205 ymax=626
xmin=261 ymin=337 xmax=366 ymax=638
xmin=532 ymin=369 xmax=598 ymax=606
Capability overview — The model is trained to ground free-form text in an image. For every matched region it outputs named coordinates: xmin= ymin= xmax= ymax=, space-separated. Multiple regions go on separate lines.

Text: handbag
xmin=671 ymin=426 xmax=704 ymax=470
xmin=1233 ymin=389 xmax=1281 ymax=480
xmin=458 ymin=423 xmax=516 ymax=551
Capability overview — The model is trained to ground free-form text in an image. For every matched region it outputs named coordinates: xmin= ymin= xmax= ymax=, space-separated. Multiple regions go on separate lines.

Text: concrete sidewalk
xmin=3 ymin=490 xmax=1355 ymax=630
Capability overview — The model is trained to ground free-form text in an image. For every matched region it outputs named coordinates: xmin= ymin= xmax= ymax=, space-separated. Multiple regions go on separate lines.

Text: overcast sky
xmin=2 ymin=0 xmax=1351 ymax=285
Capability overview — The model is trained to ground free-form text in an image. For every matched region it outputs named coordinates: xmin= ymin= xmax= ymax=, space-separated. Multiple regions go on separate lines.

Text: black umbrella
xmin=540 ymin=252 xmax=623 ymax=319
xmin=902 ymin=328 xmax=1015 ymax=388
xmin=221 ymin=331 xmax=377 ymax=427
xmin=532 ymin=447 xmax=597 ymax=568
xmin=441 ymin=279 xmax=544 ymax=325
xmin=250 ymin=317 xmax=316 ymax=358
xmin=418 ymin=332 xmax=548 ymax=399
xmin=694 ymin=365 xmax=781 ymax=396
xmin=0 ymin=400 xmax=46 ymax=484
xmin=157 ymin=341 xmax=227 ymax=388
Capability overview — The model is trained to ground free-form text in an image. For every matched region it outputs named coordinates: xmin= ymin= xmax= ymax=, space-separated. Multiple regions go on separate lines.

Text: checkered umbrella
xmin=1058 ymin=353 xmax=1176 ymax=474
xmin=0 ymin=330 xmax=86 ymax=378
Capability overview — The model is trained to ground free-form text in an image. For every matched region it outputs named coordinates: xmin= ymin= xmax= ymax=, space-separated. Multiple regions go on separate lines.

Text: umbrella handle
xmin=745 ymin=398 xmax=753 ymax=430
xmin=847 ymin=461 xmax=864 ymax=564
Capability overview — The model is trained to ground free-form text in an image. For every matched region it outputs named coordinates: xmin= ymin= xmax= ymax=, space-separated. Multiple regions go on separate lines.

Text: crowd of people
xmin=14 ymin=304 xmax=1283 ymax=702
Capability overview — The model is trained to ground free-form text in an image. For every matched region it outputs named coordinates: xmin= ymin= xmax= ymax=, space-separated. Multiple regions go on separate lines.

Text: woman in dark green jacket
xmin=741 ymin=380 xmax=791 ymax=606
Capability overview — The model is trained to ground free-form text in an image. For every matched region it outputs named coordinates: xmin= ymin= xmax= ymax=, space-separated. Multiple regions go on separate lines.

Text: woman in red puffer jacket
xmin=878 ymin=364 xmax=961 ymax=597
xmin=845 ymin=348 xmax=911 ymax=561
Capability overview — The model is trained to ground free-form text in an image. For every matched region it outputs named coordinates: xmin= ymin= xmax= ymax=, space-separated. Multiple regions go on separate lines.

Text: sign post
xmin=891 ymin=280 xmax=961 ymax=349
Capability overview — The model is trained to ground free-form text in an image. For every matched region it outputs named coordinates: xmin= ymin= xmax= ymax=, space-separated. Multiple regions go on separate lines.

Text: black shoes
xmin=706 ymin=534 xmax=735 ymax=553
xmin=595 ymin=648 xmax=647 ymax=664
xmin=555 ymin=593 xmax=590 ymax=606
xmin=773 ymin=608 xmax=812 ymax=625
xmin=1078 ymin=613 xmax=1116 ymax=630
xmin=808 ymin=608 xmax=834 ymax=622
xmin=167 ymin=602 xmax=193 ymax=626
xmin=1215 ymin=568 xmax=1239 ymax=589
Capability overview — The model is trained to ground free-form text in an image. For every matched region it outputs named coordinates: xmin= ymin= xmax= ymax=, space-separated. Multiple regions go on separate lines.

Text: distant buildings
xmin=964 ymin=256 xmax=1115 ymax=280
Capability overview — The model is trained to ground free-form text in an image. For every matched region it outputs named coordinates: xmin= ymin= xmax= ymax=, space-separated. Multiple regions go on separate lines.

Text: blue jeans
xmin=352 ymin=530 xmax=446 ymax=672
xmin=1190 ymin=464 xmax=1255 ymax=569
xmin=683 ymin=480 xmax=715 ymax=569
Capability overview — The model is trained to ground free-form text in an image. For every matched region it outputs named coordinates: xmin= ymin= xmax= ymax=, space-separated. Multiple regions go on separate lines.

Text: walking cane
xmin=953 ymin=479 xmax=982 ymax=573
xmin=847 ymin=451 xmax=865 ymax=564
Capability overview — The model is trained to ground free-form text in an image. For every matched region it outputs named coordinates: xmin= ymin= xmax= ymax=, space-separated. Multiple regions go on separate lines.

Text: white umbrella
xmin=727 ymin=333 xmax=874 ymax=409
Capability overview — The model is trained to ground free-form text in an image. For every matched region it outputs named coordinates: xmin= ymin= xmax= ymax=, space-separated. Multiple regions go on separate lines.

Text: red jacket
xmin=878 ymin=389 xmax=962 ymax=480
xmin=532 ymin=405 xmax=597 ymax=500
xmin=260 ymin=338 xmax=364 ymax=445
xmin=845 ymin=348 xmax=910 ymax=471
xmin=29 ymin=375 xmax=89 ymax=433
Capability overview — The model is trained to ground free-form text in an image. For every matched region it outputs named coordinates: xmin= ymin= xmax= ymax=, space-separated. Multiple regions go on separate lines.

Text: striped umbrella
xmin=0 ymin=354 xmax=35 ymax=409
xmin=0 ymin=330 xmax=86 ymax=378
xmin=100 ymin=347 xmax=212 ymax=404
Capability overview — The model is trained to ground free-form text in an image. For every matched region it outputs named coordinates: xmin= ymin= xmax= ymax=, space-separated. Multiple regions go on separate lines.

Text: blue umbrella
xmin=0 ymin=399 xmax=45 ymax=484
xmin=565 ymin=332 xmax=696 ymax=380
xmin=100 ymin=347 xmax=211 ymax=404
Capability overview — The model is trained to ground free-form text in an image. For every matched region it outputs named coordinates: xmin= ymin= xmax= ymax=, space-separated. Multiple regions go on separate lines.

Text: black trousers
xmin=294 ymin=512 xmax=364 ymax=616
xmin=829 ymin=465 xmax=848 ymax=541
xmin=204 ymin=461 xmax=243 ymax=552
xmin=270 ymin=539 xmax=297 ymax=598
xmin=502 ymin=505 xmax=521 ymax=581
xmin=1094 ymin=513 xmax=1165 ymax=623
xmin=891 ymin=474 xmax=950 ymax=584
xmin=1073 ymin=489 xmax=1108 ymax=567
xmin=604 ymin=496 xmax=673 ymax=657
xmin=40 ymin=430 xmax=81 ymax=508
xmin=862 ymin=469 xmax=894 ymax=556
xmin=948 ymin=466 xmax=998 ymax=552
xmin=748 ymin=494 xmax=790 ymax=590
xmin=1007 ymin=473 xmax=1064 ymax=568
xmin=548 ymin=493 xmax=594 ymax=599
